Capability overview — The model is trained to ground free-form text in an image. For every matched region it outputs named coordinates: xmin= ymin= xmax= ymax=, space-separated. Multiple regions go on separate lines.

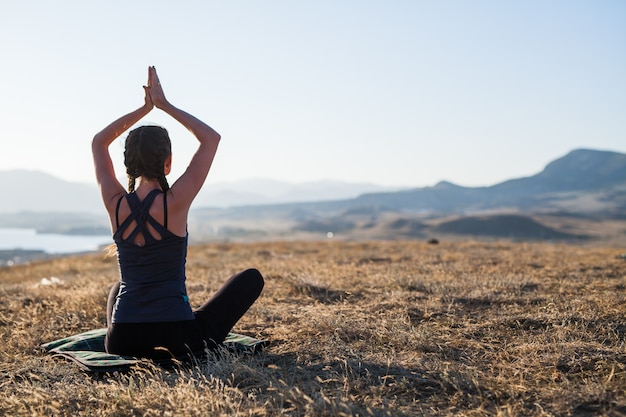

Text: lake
xmin=0 ymin=228 xmax=112 ymax=254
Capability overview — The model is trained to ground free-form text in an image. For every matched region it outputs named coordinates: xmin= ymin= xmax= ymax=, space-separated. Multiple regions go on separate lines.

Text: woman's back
xmin=112 ymin=189 xmax=193 ymax=324
xmin=114 ymin=186 xmax=185 ymax=246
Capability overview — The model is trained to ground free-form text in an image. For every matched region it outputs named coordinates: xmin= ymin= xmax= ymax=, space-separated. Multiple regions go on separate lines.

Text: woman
xmin=92 ymin=66 xmax=264 ymax=359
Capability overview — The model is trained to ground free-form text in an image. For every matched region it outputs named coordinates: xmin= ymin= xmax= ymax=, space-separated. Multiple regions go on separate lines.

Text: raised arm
xmin=148 ymin=66 xmax=221 ymax=206
xmin=92 ymin=77 xmax=153 ymax=211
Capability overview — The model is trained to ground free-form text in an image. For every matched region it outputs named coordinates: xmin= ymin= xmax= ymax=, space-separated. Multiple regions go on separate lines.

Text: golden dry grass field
xmin=1 ymin=240 xmax=625 ymax=416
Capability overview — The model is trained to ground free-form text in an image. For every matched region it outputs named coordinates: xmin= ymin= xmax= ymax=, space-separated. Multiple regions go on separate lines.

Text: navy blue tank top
xmin=111 ymin=189 xmax=194 ymax=323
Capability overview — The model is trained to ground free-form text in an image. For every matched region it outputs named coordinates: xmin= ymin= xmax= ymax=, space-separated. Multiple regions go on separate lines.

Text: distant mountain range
xmin=0 ymin=170 xmax=102 ymax=214
xmin=194 ymin=179 xmax=402 ymax=208
xmin=1 ymin=149 xmax=625 ymax=243
xmin=210 ymin=149 xmax=626 ymax=219
xmin=0 ymin=172 xmax=400 ymax=214
xmin=2 ymin=148 xmax=624 ymax=216
xmin=351 ymin=148 xmax=626 ymax=215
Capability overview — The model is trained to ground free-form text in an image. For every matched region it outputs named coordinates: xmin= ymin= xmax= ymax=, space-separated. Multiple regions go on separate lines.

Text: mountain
xmin=349 ymin=149 xmax=626 ymax=215
xmin=487 ymin=148 xmax=626 ymax=199
xmin=194 ymin=148 xmax=626 ymax=232
xmin=0 ymin=170 xmax=103 ymax=213
xmin=235 ymin=148 xmax=624 ymax=244
xmin=431 ymin=214 xmax=585 ymax=240
xmin=3 ymin=148 xmax=625 ymax=222
xmin=194 ymin=179 xmax=402 ymax=208
xmin=0 ymin=171 xmax=401 ymax=213
xmin=2 ymin=149 xmax=624 ymax=243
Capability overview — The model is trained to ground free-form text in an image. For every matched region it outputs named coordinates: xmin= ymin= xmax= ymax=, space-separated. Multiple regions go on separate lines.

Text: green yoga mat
xmin=42 ymin=328 xmax=268 ymax=373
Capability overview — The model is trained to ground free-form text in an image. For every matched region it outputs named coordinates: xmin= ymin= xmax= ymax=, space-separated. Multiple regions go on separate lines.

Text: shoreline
xmin=0 ymin=227 xmax=113 ymax=266
xmin=0 ymin=249 xmax=55 ymax=267
xmin=0 ymin=248 xmax=106 ymax=267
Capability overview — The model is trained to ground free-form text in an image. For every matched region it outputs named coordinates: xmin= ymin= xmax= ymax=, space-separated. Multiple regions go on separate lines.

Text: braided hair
xmin=124 ymin=126 xmax=172 ymax=193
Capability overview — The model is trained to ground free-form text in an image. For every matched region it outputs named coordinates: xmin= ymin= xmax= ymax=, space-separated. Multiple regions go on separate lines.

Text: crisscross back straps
xmin=115 ymin=189 xmax=167 ymax=243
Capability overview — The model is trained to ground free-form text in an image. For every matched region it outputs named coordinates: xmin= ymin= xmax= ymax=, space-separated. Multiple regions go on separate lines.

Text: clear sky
xmin=1 ymin=1 xmax=624 ymax=188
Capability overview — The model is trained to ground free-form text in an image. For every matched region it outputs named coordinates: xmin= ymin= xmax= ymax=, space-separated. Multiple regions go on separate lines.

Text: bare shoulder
xmin=102 ymin=188 xmax=126 ymax=215
xmin=164 ymin=188 xmax=191 ymax=236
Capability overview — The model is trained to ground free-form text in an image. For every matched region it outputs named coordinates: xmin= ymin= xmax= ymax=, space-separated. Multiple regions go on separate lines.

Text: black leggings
xmin=105 ymin=268 xmax=264 ymax=359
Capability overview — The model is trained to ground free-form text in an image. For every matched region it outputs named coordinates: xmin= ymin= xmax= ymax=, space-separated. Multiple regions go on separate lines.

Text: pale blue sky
xmin=1 ymin=1 xmax=624 ymax=188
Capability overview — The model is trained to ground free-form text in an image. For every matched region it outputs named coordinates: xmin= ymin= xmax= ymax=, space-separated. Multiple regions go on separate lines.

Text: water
xmin=0 ymin=228 xmax=112 ymax=254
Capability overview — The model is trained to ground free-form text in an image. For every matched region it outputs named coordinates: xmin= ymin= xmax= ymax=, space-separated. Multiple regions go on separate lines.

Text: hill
xmin=194 ymin=179 xmax=401 ymax=207
xmin=195 ymin=148 xmax=626 ymax=221
xmin=431 ymin=214 xmax=586 ymax=240
xmin=350 ymin=148 xmax=626 ymax=214
xmin=0 ymin=170 xmax=103 ymax=214
xmin=6 ymin=149 xmax=624 ymax=217
xmin=0 ymin=172 xmax=400 ymax=235
xmin=1 ymin=240 xmax=625 ymax=415
xmin=2 ymin=149 xmax=625 ymax=244
xmin=0 ymin=171 xmax=399 ymax=213
xmin=187 ymin=149 xmax=626 ymax=244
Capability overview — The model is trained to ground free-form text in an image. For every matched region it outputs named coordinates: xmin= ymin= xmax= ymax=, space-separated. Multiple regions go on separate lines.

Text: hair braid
xmin=124 ymin=125 xmax=172 ymax=193
xmin=157 ymin=173 xmax=170 ymax=193
xmin=124 ymin=130 xmax=141 ymax=193
xmin=128 ymin=176 xmax=137 ymax=193
xmin=155 ymin=136 xmax=171 ymax=192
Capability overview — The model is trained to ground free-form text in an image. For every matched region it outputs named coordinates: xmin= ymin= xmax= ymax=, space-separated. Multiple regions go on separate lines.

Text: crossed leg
xmin=193 ymin=268 xmax=264 ymax=344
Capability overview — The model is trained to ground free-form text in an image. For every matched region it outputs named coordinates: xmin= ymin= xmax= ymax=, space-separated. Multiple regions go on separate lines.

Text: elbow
xmin=92 ymin=133 xmax=103 ymax=147
xmin=92 ymin=133 xmax=109 ymax=150
xmin=91 ymin=136 xmax=102 ymax=153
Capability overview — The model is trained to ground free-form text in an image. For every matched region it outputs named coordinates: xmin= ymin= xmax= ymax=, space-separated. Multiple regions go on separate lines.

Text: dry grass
xmin=1 ymin=240 xmax=625 ymax=416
